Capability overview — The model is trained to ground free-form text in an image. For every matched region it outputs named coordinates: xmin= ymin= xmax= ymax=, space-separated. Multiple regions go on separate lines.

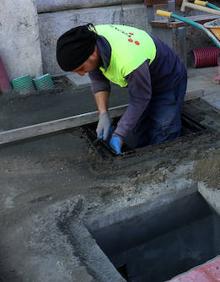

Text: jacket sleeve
xmin=114 ymin=61 xmax=152 ymax=138
xmin=89 ymin=69 xmax=111 ymax=94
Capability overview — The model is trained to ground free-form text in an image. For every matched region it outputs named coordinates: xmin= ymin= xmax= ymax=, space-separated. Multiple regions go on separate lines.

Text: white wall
xmin=38 ymin=3 xmax=150 ymax=74
xmin=0 ymin=0 xmax=42 ymax=79
xmin=0 ymin=0 xmax=148 ymax=77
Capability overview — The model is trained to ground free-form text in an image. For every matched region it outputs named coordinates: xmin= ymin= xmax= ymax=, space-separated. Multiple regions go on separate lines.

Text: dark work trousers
xmin=125 ymin=74 xmax=187 ymax=149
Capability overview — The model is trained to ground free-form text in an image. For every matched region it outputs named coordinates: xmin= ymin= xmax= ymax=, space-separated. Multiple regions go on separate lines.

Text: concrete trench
xmin=0 ymin=71 xmax=220 ymax=281
xmin=87 ymin=190 xmax=220 ymax=282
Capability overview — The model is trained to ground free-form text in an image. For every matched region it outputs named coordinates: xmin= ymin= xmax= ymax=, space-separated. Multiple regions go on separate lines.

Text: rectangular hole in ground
xmin=88 ymin=193 xmax=220 ymax=282
xmin=81 ymin=113 xmax=206 ymax=157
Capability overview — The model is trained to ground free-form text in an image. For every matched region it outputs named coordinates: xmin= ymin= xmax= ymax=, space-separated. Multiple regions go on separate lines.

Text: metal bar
xmin=0 ymin=104 xmax=128 ymax=146
xmin=181 ymin=1 xmax=220 ymax=15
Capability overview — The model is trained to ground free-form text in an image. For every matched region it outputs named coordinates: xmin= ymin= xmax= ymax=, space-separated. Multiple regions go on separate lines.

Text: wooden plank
xmin=0 ymin=104 xmax=128 ymax=146
xmin=144 ymin=0 xmax=182 ymax=7
xmin=144 ymin=0 xmax=167 ymax=7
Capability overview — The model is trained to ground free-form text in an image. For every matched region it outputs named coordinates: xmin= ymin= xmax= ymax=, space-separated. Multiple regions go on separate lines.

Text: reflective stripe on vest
xmin=95 ymin=24 xmax=156 ymax=87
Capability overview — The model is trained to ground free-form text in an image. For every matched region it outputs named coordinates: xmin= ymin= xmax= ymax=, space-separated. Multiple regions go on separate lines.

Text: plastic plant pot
xmin=11 ymin=75 xmax=35 ymax=94
xmin=33 ymin=74 xmax=54 ymax=91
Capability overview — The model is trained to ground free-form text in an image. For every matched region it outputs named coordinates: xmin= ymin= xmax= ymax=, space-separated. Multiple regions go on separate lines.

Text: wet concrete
xmin=0 ymin=78 xmax=128 ymax=131
xmin=0 ymin=68 xmax=220 ymax=281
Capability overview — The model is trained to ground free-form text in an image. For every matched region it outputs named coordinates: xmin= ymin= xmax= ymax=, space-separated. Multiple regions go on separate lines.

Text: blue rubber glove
xmin=109 ymin=134 xmax=122 ymax=155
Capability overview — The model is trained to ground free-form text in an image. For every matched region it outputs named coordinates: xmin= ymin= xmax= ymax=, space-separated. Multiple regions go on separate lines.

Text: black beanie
xmin=56 ymin=24 xmax=98 ymax=71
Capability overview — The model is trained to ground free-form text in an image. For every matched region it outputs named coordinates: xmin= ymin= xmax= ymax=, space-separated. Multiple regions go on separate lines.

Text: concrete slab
xmin=187 ymin=66 xmax=220 ymax=111
xmin=0 ymin=83 xmax=128 ymax=131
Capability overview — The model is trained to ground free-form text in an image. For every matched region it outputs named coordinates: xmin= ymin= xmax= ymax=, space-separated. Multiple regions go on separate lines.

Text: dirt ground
xmin=0 ymin=67 xmax=220 ymax=281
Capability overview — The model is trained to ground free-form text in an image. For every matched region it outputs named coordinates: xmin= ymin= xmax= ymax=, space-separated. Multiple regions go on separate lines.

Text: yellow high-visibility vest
xmin=95 ymin=24 xmax=156 ymax=87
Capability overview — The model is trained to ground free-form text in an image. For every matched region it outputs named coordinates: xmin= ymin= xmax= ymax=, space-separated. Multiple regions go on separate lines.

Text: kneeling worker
xmin=56 ymin=24 xmax=187 ymax=155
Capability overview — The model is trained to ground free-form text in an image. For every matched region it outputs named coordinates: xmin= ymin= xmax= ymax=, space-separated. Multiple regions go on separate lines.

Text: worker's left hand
xmin=96 ymin=112 xmax=112 ymax=140
xmin=109 ymin=134 xmax=123 ymax=155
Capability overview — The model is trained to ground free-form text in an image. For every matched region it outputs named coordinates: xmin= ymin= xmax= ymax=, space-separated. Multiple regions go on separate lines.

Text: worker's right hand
xmin=96 ymin=111 xmax=112 ymax=140
xmin=109 ymin=134 xmax=122 ymax=155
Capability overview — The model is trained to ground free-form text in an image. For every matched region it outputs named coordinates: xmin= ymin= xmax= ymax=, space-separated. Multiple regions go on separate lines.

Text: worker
xmin=56 ymin=24 xmax=187 ymax=155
